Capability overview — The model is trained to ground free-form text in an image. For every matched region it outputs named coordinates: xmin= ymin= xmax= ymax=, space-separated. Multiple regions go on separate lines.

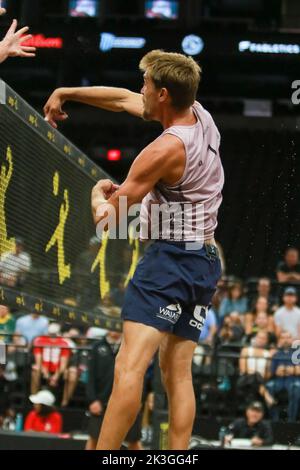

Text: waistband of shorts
xmin=154 ymin=239 xmax=217 ymax=249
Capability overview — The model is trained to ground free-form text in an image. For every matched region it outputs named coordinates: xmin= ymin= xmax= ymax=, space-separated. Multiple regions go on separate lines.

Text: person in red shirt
xmin=31 ymin=323 xmax=71 ymax=398
xmin=24 ymin=390 xmax=62 ymax=434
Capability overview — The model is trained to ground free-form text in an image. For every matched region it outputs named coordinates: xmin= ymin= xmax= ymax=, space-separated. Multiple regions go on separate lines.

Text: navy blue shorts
xmin=121 ymin=240 xmax=221 ymax=343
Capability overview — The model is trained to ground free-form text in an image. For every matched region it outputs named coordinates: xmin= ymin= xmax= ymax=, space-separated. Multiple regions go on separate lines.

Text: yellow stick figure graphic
xmin=125 ymin=227 xmax=140 ymax=287
xmin=0 ymin=146 xmax=16 ymax=256
xmin=45 ymin=172 xmax=71 ymax=285
xmin=91 ymin=232 xmax=110 ymax=300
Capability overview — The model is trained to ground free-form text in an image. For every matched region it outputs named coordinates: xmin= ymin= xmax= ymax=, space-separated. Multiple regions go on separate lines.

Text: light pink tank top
xmin=140 ymin=101 xmax=224 ymax=242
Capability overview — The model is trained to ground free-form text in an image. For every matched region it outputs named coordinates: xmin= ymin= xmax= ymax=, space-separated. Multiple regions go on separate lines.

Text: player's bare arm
xmin=91 ymin=134 xmax=186 ymax=226
xmin=44 ymin=87 xmax=143 ymax=128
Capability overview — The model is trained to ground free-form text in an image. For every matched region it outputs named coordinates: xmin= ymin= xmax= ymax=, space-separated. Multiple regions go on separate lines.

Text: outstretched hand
xmin=2 ymin=19 xmax=36 ymax=58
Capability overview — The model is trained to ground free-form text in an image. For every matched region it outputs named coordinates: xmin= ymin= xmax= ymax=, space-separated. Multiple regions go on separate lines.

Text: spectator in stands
xmin=75 ymin=236 xmax=101 ymax=308
xmin=1 ymin=407 xmax=16 ymax=430
xmin=274 ymin=287 xmax=300 ymax=339
xmin=111 ymin=275 xmax=127 ymax=308
xmin=86 ymin=326 xmax=107 ymax=339
xmin=277 ymin=247 xmax=300 ymax=284
xmin=216 ymin=241 xmax=226 ymax=274
xmin=86 ymin=330 xmax=143 ymax=450
xmin=211 ymin=277 xmax=228 ymax=313
xmin=15 ymin=311 xmax=48 ymax=344
xmin=61 ymin=327 xmax=89 ymax=407
xmin=218 ymin=282 xmax=248 ymax=320
xmin=248 ymin=277 xmax=278 ymax=313
xmin=245 ymin=311 xmax=277 ymax=348
xmin=219 ymin=312 xmax=245 ymax=345
xmin=199 ymin=308 xmax=217 ymax=346
xmin=0 ymin=365 xmax=10 ymax=425
xmin=266 ymin=331 xmax=300 ymax=422
xmin=225 ymin=401 xmax=273 ymax=447
xmin=244 ymin=296 xmax=270 ymax=334
xmin=5 ymin=332 xmax=28 ymax=384
xmin=98 ymin=293 xmax=121 ymax=318
xmin=0 ymin=305 xmax=15 ymax=343
xmin=31 ymin=323 xmax=71 ymax=398
xmin=0 ymin=8 xmax=36 ymax=64
xmin=0 ymin=238 xmax=31 ymax=287
xmin=245 ymin=296 xmax=275 ymax=337
xmin=24 ymin=390 xmax=62 ymax=434
xmin=238 ymin=331 xmax=275 ymax=407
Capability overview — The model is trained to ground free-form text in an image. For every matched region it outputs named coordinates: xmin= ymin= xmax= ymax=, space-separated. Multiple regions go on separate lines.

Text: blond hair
xmin=139 ymin=49 xmax=201 ymax=110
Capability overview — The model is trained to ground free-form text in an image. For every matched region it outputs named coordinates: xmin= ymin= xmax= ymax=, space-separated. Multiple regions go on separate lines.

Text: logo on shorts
xmin=189 ymin=305 xmax=208 ymax=330
xmin=156 ymin=303 xmax=182 ymax=324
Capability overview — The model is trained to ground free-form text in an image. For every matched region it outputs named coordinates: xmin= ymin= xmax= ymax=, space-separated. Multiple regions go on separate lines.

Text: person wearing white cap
xmin=24 ymin=390 xmax=62 ymax=434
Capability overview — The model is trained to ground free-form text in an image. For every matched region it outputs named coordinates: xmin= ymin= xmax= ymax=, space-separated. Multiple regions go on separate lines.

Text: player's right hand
xmin=44 ymin=89 xmax=69 ymax=129
xmin=93 ymin=179 xmax=120 ymax=200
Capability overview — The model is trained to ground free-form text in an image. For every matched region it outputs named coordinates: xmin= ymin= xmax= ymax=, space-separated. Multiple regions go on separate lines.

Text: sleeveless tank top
xmin=140 ymin=101 xmax=224 ymax=242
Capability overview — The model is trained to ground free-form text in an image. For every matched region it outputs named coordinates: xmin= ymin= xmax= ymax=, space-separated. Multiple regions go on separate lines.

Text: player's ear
xmin=159 ymin=87 xmax=169 ymax=103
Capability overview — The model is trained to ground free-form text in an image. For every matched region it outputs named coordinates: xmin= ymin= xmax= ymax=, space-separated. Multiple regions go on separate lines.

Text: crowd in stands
xmin=0 ymin=238 xmax=31 ymax=288
xmin=0 ymin=246 xmax=300 ymax=447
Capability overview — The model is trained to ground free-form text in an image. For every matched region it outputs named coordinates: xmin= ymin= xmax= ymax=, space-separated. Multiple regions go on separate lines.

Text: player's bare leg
xmin=96 ymin=321 xmax=165 ymax=450
xmin=159 ymin=334 xmax=197 ymax=450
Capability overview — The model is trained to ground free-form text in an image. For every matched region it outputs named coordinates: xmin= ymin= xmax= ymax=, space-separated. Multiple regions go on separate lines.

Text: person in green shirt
xmin=0 ymin=305 xmax=16 ymax=343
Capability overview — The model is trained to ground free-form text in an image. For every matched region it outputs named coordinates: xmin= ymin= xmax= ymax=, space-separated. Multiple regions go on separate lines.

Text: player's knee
xmin=114 ymin=354 xmax=143 ymax=391
xmin=160 ymin=361 xmax=192 ymax=392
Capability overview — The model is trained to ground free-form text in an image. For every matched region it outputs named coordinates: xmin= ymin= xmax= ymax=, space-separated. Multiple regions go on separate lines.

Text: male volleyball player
xmin=44 ymin=50 xmax=224 ymax=450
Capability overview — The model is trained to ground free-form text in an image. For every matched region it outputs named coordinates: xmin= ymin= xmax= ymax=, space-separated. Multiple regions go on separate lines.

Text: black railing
xmin=1 ymin=337 xmax=299 ymax=422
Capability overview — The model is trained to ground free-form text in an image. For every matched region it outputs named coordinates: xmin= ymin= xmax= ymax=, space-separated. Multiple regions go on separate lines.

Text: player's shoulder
xmin=136 ymin=135 xmax=184 ymax=172
xmin=147 ymin=133 xmax=185 ymax=158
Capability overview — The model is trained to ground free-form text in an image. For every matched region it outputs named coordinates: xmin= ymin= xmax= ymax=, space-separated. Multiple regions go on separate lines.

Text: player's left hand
xmin=2 ymin=19 xmax=36 ymax=58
